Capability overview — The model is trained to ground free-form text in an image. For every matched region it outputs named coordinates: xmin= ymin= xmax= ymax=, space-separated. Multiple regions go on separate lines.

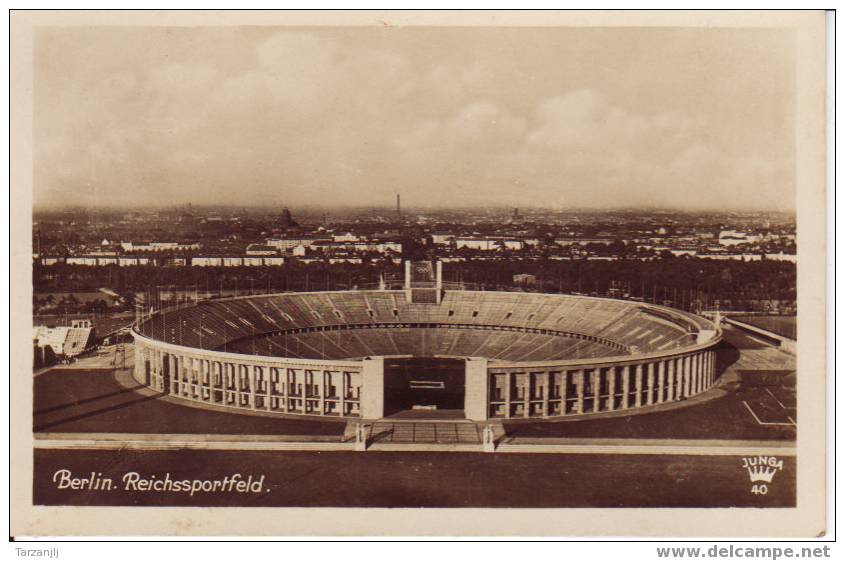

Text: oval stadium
xmin=132 ymin=261 xmax=721 ymax=421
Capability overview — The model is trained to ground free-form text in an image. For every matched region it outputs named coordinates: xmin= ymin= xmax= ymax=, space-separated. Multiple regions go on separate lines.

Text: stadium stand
xmin=137 ymin=290 xmax=706 ymax=362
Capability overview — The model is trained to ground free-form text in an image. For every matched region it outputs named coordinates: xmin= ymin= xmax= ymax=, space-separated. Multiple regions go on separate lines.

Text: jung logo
xmin=742 ymin=456 xmax=784 ymax=494
xmin=747 ymin=465 xmax=778 ymax=483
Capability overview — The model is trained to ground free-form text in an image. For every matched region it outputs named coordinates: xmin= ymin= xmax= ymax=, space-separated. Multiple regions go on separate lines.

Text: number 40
xmin=751 ymin=484 xmax=768 ymax=495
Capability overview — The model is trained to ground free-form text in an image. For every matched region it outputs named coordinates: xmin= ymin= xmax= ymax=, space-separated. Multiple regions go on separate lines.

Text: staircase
xmin=368 ymin=420 xmax=482 ymax=444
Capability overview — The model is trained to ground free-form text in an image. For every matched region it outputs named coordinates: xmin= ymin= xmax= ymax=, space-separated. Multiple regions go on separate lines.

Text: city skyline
xmin=35 ymin=26 xmax=796 ymax=211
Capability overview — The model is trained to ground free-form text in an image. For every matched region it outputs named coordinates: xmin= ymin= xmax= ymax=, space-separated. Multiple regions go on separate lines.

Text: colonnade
xmin=134 ymin=332 xmax=719 ymax=422
xmin=134 ymin=338 xmax=363 ymax=417
xmin=486 ymin=350 xmax=717 ymax=419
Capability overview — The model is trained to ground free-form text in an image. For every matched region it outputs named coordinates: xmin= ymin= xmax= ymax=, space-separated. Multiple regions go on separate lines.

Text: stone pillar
xmin=132 ymin=340 xmax=145 ymax=384
xmin=504 ymin=372 xmax=512 ymax=419
xmin=541 ymin=372 xmax=549 ymax=417
xmin=646 ymin=362 xmax=655 ymax=405
xmin=683 ymin=356 xmax=692 ymax=397
xmin=696 ymin=354 xmax=704 ymax=393
xmin=339 ymin=371 xmax=347 ymax=417
xmin=262 ymin=366 xmax=270 ymax=410
xmin=689 ymin=355 xmax=696 ymax=396
xmin=666 ymin=359 xmax=675 ymax=401
xmin=170 ymin=354 xmax=178 ymax=396
xmin=621 ymin=365 xmax=630 ymax=409
xmin=697 ymin=354 xmax=704 ymax=393
xmin=249 ymin=365 xmax=257 ymax=409
xmin=606 ymin=367 xmax=616 ymax=411
xmin=688 ymin=355 xmax=696 ymax=395
xmin=318 ymin=370 xmax=326 ymax=415
xmin=235 ymin=364 xmax=242 ymax=407
xmin=707 ymin=351 xmax=716 ymax=388
xmin=217 ymin=362 xmax=224 ymax=402
xmin=360 ymin=356 xmax=385 ymax=419
xmin=283 ymin=368 xmax=291 ymax=412
xmin=674 ymin=358 xmax=682 ymax=399
xmin=591 ymin=369 xmax=601 ymax=412
xmin=575 ymin=370 xmax=585 ymax=414
xmin=523 ymin=374 xmax=530 ymax=417
xmin=465 ymin=358 xmax=489 ymax=421
xmin=561 ymin=371 xmax=569 ymax=415
xmin=634 ymin=364 xmax=643 ymax=407
xmin=657 ymin=361 xmax=666 ymax=403
xmin=435 ymin=261 xmax=443 ymax=304
xmin=201 ymin=360 xmax=208 ymax=401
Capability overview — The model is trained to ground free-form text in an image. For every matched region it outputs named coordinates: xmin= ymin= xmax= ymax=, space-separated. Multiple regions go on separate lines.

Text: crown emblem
xmin=747 ymin=465 xmax=777 ymax=483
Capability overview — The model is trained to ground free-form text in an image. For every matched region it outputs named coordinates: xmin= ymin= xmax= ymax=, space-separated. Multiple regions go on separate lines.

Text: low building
xmin=456 ymin=237 xmax=524 ymax=251
xmin=191 ymin=257 xmax=223 ymax=267
xmin=555 ymin=237 xmax=615 ymax=246
xmin=33 ymin=323 xmax=95 ymax=360
xmin=245 ymin=244 xmax=278 ymax=256
xmin=265 ymin=237 xmax=329 ymax=251
xmin=431 ymin=233 xmax=456 ymax=245
xmin=513 ymin=274 xmax=537 ymax=286
xmin=121 ymin=241 xmax=200 ymax=252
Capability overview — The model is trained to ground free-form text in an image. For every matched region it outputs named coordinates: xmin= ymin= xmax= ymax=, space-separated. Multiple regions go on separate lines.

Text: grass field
xmin=34 ymin=370 xmax=345 ymax=436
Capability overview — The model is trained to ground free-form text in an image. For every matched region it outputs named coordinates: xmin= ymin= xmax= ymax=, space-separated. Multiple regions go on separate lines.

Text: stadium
xmin=132 ymin=261 xmax=721 ymax=422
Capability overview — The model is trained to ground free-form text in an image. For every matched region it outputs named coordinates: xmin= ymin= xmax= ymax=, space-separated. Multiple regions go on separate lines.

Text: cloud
xmin=33 ymin=28 xmax=795 ymax=211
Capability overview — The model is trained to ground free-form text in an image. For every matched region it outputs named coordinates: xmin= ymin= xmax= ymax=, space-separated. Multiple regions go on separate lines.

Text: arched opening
xmin=382 ymin=357 xmax=466 ymax=418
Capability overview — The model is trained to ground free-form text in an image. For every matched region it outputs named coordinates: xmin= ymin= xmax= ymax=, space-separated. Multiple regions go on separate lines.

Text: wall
xmin=133 ymin=330 xmax=366 ymax=418
xmin=483 ymin=339 xmax=721 ymax=419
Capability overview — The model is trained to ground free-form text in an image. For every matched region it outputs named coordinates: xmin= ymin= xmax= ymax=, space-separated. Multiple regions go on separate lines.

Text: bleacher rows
xmin=136 ymin=290 xmax=699 ymax=361
xmin=224 ymin=327 xmax=618 ymax=362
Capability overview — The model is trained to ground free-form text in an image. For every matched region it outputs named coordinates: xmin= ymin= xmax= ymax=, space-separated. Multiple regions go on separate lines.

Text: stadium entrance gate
xmin=382 ymin=357 xmax=465 ymax=417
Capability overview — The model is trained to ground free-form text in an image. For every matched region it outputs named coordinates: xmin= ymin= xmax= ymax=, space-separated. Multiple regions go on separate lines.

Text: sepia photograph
xmin=9 ymin=9 xmax=829 ymax=538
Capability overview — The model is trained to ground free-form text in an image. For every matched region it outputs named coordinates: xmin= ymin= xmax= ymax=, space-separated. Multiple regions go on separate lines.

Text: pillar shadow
xmin=33 ymin=392 xmax=165 ymax=432
xmin=34 ymin=384 xmax=145 ymax=416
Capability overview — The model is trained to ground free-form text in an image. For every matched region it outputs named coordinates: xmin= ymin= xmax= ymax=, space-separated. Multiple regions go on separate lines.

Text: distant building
xmin=280 ymin=207 xmax=295 ymax=229
xmin=262 ymin=256 xmax=286 ymax=266
xmin=332 ymin=232 xmax=361 ymax=243
xmin=66 ymin=256 xmax=99 ymax=266
xmin=190 ymin=255 xmax=285 ymax=267
xmin=33 ymin=324 xmax=95 ymax=360
xmin=765 ymin=252 xmax=797 ymax=263
xmin=265 ymin=237 xmax=329 ymax=251
xmin=245 ymin=244 xmax=278 ymax=256
xmin=513 ymin=273 xmax=537 ymax=286
xmin=669 ymin=247 xmax=698 ymax=257
xmin=191 ymin=257 xmax=223 ymax=267
xmin=120 ymin=241 xmax=200 ymax=252
xmin=456 ymin=237 xmax=524 ymax=251
xmin=555 ymin=237 xmax=614 ymax=246
xmin=718 ymin=230 xmax=760 ymax=247
xmin=431 ymin=233 xmax=455 ymax=245
xmin=309 ymin=240 xmax=401 ymax=254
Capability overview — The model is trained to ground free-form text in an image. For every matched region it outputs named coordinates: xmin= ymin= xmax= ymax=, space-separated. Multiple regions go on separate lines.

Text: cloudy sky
xmin=34 ymin=26 xmax=796 ymax=210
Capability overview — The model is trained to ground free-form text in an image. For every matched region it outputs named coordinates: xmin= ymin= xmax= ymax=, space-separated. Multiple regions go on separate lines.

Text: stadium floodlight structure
xmin=133 ymin=261 xmax=721 ymax=421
